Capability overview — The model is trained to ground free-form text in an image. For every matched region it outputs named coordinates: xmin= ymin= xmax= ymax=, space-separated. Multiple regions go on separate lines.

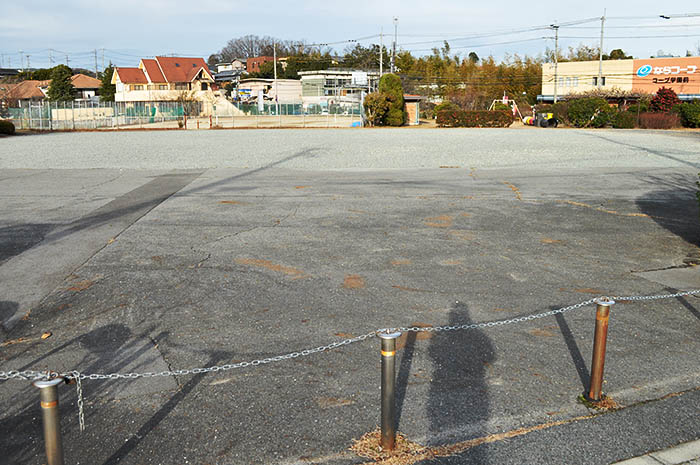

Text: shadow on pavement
xmin=0 ymin=323 xmax=172 ymax=464
xmin=555 ymin=313 xmax=589 ymax=392
xmin=426 ymin=302 xmax=493 ymax=463
xmin=635 ymin=173 xmax=700 ymax=247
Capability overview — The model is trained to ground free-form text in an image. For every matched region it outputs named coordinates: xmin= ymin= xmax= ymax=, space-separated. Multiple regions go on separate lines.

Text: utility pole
xmin=94 ymin=49 xmax=99 ymax=78
xmin=49 ymin=49 xmax=54 ymax=66
xmin=551 ymin=24 xmax=559 ymax=103
xmin=597 ymin=9 xmax=606 ymax=90
xmin=19 ymin=50 xmax=23 ymax=72
xmin=26 ymin=55 xmax=30 ymax=70
xmin=273 ymin=41 xmax=280 ymax=123
xmin=65 ymin=55 xmax=70 ymax=67
xmin=379 ymin=27 xmax=383 ymax=77
xmin=391 ymin=17 xmax=398 ymax=73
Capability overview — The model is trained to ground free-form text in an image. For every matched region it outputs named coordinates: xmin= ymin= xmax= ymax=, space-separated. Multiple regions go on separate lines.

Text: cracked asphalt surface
xmin=1 ymin=128 xmax=699 ymax=464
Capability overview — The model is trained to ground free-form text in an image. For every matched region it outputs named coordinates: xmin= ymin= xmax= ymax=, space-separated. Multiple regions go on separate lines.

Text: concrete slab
xmin=635 ymin=266 xmax=700 ymax=290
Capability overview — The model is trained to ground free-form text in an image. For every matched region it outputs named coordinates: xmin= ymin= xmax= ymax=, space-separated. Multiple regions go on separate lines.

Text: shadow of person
xmin=427 ymin=301 xmax=494 ymax=463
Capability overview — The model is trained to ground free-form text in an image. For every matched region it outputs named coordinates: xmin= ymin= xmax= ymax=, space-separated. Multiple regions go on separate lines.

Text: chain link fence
xmin=4 ymin=100 xmax=364 ymax=130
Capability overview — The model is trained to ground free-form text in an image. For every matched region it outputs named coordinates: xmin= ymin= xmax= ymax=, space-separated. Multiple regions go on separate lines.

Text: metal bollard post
xmin=33 ymin=378 xmax=65 ymax=465
xmin=379 ymin=330 xmax=401 ymax=450
xmin=588 ymin=297 xmax=615 ymax=401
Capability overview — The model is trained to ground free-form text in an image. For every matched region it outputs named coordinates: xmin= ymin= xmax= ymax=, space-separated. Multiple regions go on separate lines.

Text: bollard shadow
xmin=395 ymin=331 xmax=417 ymax=428
xmin=554 ymin=312 xmax=590 ymax=392
xmin=635 ymin=173 xmax=700 ymax=247
xmin=427 ymin=302 xmax=493 ymax=463
xmin=669 ymin=288 xmax=700 ymax=321
xmin=100 ymin=349 xmax=231 ymax=465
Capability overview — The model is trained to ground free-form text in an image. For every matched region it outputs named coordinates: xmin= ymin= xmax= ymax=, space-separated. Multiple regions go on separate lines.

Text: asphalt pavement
xmin=0 ymin=128 xmax=699 ymax=464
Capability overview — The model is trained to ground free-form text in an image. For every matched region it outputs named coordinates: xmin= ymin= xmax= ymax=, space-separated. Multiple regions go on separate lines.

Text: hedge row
xmin=436 ymin=110 xmax=513 ymax=128
xmin=0 ymin=120 xmax=15 ymax=135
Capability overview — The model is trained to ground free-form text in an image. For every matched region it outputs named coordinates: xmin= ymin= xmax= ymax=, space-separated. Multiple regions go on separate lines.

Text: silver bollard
xmin=33 ymin=378 xmax=65 ymax=465
xmin=379 ymin=330 xmax=401 ymax=450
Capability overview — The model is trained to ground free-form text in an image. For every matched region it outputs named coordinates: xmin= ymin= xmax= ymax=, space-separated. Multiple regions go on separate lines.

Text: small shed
xmin=404 ymin=94 xmax=422 ymax=125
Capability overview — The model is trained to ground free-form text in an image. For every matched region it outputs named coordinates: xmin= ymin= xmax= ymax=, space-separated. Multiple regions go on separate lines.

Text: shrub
xmin=611 ymin=111 xmax=636 ymax=129
xmin=437 ymin=110 xmax=512 ymax=128
xmin=678 ymin=101 xmax=700 ymax=128
xmin=639 ymin=112 xmax=680 ymax=129
xmin=550 ymin=102 xmax=570 ymax=126
xmin=0 ymin=120 xmax=15 ymax=135
xmin=567 ymin=97 xmax=611 ymax=128
xmin=434 ymin=100 xmax=460 ymax=114
xmin=492 ymin=102 xmax=510 ymax=111
xmin=650 ymin=87 xmax=681 ymax=113
xmin=363 ymin=92 xmax=392 ymax=127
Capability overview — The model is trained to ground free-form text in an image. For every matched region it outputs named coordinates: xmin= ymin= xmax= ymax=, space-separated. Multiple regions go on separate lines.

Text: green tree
xmin=99 ymin=64 xmax=116 ymax=102
xmin=378 ymin=73 xmax=406 ymax=126
xmin=47 ymin=65 xmax=74 ymax=101
xmin=604 ymin=48 xmax=632 ymax=60
xmin=468 ymin=52 xmax=480 ymax=63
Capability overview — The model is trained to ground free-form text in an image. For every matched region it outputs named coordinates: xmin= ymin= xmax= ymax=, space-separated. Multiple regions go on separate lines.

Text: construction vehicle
xmin=489 ymin=92 xmax=558 ymax=128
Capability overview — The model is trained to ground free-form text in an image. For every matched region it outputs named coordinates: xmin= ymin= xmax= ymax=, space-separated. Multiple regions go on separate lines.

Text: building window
xmin=131 ymin=84 xmax=144 ymax=91
xmin=601 ymin=77 xmax=606 ymax=86
xmin=573 ymin=77 xmax=579 ymax=87
xmin=175 ymin=83 xmax=188 ymax=90
xmin=592 ymin=77 xmax=597 ymax=86
xmin=201 ymin=83 xmax=208 ymax=90
xmin=566 ymin=77 xmax=572 ymax=87
xmin=592 ymin=77 xmax=606 ymax=86
xmin=158 ymin=85 xmax=168 ymax=90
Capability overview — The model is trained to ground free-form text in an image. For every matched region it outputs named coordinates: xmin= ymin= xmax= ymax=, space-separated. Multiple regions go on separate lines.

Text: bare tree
xmin=216 ymin=35 xmax=314 ymax=61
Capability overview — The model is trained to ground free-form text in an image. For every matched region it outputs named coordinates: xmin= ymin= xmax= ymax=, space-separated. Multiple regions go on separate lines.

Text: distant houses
xmin=0 ymin=74 xmax=100 ymax=106
xmin=112 ymin=56 xmax=216 ymax=113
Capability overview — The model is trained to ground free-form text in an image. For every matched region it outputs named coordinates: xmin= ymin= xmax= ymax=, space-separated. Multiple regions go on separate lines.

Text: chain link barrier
xmin=1 ymin=289 xmax=699 ymax=431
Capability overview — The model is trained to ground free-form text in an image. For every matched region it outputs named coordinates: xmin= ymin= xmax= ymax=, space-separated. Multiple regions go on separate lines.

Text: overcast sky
xmin=2 ymin=1 xmax=699 ymax=70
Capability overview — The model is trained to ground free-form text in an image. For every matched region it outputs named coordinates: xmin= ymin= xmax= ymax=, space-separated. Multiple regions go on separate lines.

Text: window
xmin=158 ymin=85 xmax=168 ymax=90
xmin=175 ymin=83 xmax=188 ymax=90
xmin=592 ymin=77 xmax=597 ymax=86
xmin=592 ymin=77 xmax=606 ymax=86
xmin=601 ymin=77 xmax=606 ymax=86
xmin=558 ymin=77 xmax=564 ymax=87
xmin=573 ymin=77 xmax=579 ymax=87
xmin=566 ymin=77 xmax=572 ymax=87
xmin=131 ymin=84 xmax=144 ymax=91
xmin=201 ymin=83 xmax=208 ymax=90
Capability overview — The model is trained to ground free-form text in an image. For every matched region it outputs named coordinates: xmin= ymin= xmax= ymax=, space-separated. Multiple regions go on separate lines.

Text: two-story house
xmin=112 ymin=56 xmax=216 ymax=114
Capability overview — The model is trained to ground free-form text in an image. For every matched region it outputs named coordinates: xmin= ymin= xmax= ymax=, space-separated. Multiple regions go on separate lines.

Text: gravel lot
xmin=2 ymin=127 xmax=699 ymax=170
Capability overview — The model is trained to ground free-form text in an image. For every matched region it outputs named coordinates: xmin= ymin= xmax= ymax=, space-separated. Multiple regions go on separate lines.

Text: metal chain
xmin=394 ymin=298 xmax=597 ymax=334
xmin=1 ymin=289 xmax=698 ymax=383
xmin=71 ymin=371 xmax=85 ymax=432
xmin=611 ymin=288 xmax=700 ymax=301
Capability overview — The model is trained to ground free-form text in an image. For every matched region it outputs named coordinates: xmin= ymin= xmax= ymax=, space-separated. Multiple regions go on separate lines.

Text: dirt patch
xmin=528 ymin=327 xmax=556 ymax=337
xmin=219 ymin=200 xmax=248 ymax=205
xmin=502 ymin=181 xmax=522 ymax=201
xmin=391 ymin=259 xmax=412 ymax=266
xmin=316 ymin=397 xmax=355 ymax=409
xmin=295 ymin=185 xmax=311 ymax=189
xmin=424 ymin=215 xmax=453 ymax=228
xmin=557 ymin=200 xmax=649 ymax=218
xmin=65 ymin=276 xmax=102 ymax=292
xmin=541 ymin=238 xmax=563 ymax=244
xmin=235 ymin=258 xmax=309 ymax=280
xmin=343 ymin=274 xmax=365 ymax=289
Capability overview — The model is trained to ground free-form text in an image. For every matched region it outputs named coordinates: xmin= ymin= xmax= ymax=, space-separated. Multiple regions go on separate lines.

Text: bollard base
xmin=351 ymin=428 xmax=428 ymax=462
xmin=578 ymin=393 xmax=621 ymax=411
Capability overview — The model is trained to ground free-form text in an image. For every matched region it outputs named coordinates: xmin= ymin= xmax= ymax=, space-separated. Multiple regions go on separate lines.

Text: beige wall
xmin=542 ymin=60 xmax=634 ymax=97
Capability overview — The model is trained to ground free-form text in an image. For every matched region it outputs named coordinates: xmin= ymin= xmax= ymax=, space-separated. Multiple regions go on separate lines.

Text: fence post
xmin=588 ymin=297 xmax=615 ymax=401
xmin=33 ymin=378 xmax=65 ymax=465
xmin=379 ymin=330 xmax=401 ymax=450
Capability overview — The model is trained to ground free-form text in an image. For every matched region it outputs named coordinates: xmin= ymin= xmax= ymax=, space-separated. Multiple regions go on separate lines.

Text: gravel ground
xmin=1 ymin=128 xmax=699 ymax=170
